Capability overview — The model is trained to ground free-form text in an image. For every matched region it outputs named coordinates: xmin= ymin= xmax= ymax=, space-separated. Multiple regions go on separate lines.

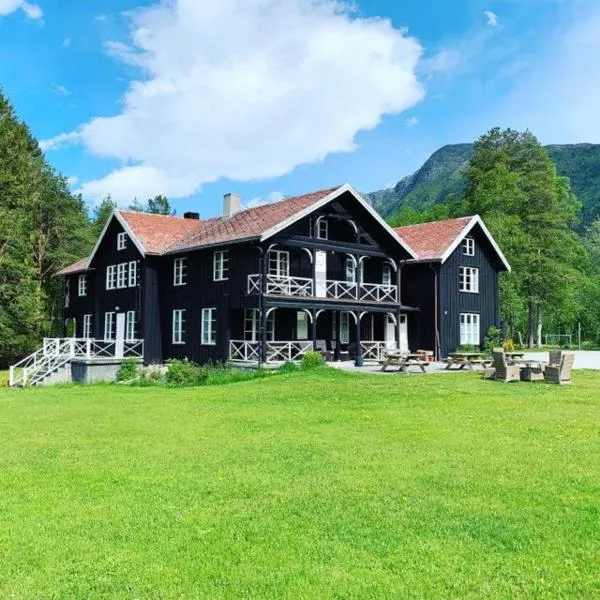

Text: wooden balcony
xmin=247 ymin=274 xmax=397 ymax=302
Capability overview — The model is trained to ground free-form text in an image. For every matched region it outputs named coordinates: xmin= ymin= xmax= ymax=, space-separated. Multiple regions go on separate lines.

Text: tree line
xmin=390 ymin=128 xmax=599 ymax=348
xmin=0 ymin=91 xmax=173 ymax=367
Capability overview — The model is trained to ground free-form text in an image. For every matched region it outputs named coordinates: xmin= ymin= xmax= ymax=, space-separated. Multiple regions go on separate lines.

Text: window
xmin=382 ymin=264 xmax=392 ymax=287
xmin=82 ymin=314 xmax=92 ymax=339
xmin=297 ymin=311 xmax=309 ymax=340
xmin=340 ymin=311 xmax=350 ymax=344
xmin=78 ymin=274 xmax=87 ymax=296
xmin=345 ymin=257 xmax=356 ymax=283
xmin=317 ymin=219 xmax=328 ymax=240
xmin=128 ymin=261 xmax=138 ymax=288
xmin=201 ymin=308 xmax=216 ymax=345
xmin=172 ymin=309 xmax=185 ymax=344
xmin=268 ymin=250 xmax=289 ymax=278
xmin=462 ymin=237 xmax=475 ymax=256
xmin=104 ymin=312 xmax=116 ymax=341
xmin=244 ymin=309 xmax=275 ymax=342
xmin=126 ymin=311 xmax=137 ymax=341
xmin=459 ymin=266 xmax=479 ymax=293
xmin=460 ymin=313 xmax=480 ymax=346
xmin=106 ymin=265 xmax=116 ymax=290
xmin=64 ymin=279 xmax=70 ymax=308
xmin=117 ymin=263 xmax=127 ymax=289
xmin=117 ymin=232 xmax=127 ymax=250
xmin=213 ymin=250 xmax=229 ymax=281
xmin=173 ymin=257 xmax=187 ymax=286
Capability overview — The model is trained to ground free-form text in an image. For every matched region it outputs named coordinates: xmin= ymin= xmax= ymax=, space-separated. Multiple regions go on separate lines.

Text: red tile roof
xmin=395 ymin=216 xmax=474 ymax=260
xmin=56 ymin=257 xmax=91 ymax=276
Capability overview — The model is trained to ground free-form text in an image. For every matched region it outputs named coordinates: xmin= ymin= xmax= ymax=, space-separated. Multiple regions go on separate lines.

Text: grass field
xmin=1 ymin=369 xmax=599 ymax=599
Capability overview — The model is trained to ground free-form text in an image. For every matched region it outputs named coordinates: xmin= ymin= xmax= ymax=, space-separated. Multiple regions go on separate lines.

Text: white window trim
xmin=173 ymin=257 xmax=187 ymax=286
xmin=128 ymin=261 xmax=137 ymax=288
xmin=172 ymin=309 xmax=185 ymax=344
xmin=340 ymin=311 xmax=350 ymax=344
xmin=268 ymin=250 xmax=289 ymax=278
xmin=296 ymin=311 xmax=309 ymax=340
xmin=244 ymin=309 xmax=275 ymax=342
xmin=317 ymin=219 xmax=328 ymax=240
xmin=382 ymin=264 xmax=392 ymax=287
xmin=460 ymin=313 xmax=480 ymax=346
xmin=125 ymin=311 xmax=136 ymax=342
xmin=82 ymin=314 xmax=92 ymax=339
xmin=213 ymin=250 xmax=229 ymax=281
xmin=104 ymin=312 xmax=115 ymax=341
xmin=459 ymin=266 xmax=479 ymax=294
xmin=117 ymin=232 xmax=127 ymax=251
xmin=64 ymin=279 xmax=70 ymax=308
xmin=345 ymin=258 xmax=355 ymax=284
xmin=462 ymin=237 xmax=475 ymax=256
xmin=106 ymin=265 xmax=116 ymax=290
xmin=117 ymin=263 xmax=128 ymax=289
xmin=78 ymin=274 xmax=87 ymax=297
xmin=201 ymin=308 xmax=217 ymax=345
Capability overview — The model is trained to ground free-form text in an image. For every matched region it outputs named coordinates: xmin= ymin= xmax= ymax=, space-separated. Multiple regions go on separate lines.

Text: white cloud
xmin=484 ymin=10 xmax=498 ymax=28
xmin=420 ymin=48 xmax=461 ymax=76
xmin=62 ymin=37 xmax=71 ymax=48
xmin=50 ymin=84 xmax=71 ymax=96
xmin=39 ymin=131 xmax=80 ymax=152
xmin=42 ymin=0 xmax=424 ymax=205
xmin=66 ymin=176 xmax=79 ymax=187
xmin=405 ymin=116 xmax=419 ymax=127
xmin=246 ymin=191 xmax=285 ymax=208
xmin=0 ymin=0 xmax=42 ymax=19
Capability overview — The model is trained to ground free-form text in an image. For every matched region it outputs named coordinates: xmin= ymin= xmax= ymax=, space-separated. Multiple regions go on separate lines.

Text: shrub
xmin=301 ymin=351 xmax=325 ymax=370
xmin=483 ymin=326 xmax=502 ymax=354
xmin=116 ymin=358 xmax=140 ymax=382
xmin=165 ymin=359 xmax=206 ymax=386
xmin=503 ymin=338 xmax=515 ymax=352
xmin=457 ymin=344 xmax=479 ymax=353
xmin=278 ymin=361 xmax=299 ymax=373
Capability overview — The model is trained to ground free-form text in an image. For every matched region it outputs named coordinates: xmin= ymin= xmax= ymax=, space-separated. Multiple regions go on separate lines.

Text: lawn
xmin=1 ymin=370 xmax=599 ymax=599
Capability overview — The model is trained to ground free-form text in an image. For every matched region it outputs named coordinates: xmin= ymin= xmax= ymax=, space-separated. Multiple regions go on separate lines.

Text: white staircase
xmin=8 ymin=338 xmax=144 ymax=387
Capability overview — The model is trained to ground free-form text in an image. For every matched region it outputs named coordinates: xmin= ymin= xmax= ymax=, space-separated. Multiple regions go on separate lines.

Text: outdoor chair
xmin=492 ymin=349 xmax=520 ymax=383
xmin=549 ymin=350 xmax=562 ymax=367
xmin=544 ymin=353 xmax=574 ymax=385
xmin=315 ymin=340 xmax=332 ymax=362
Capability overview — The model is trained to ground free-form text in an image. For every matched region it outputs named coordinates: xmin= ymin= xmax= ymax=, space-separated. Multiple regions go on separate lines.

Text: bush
xmin=116 ymin=358 xmax=140 ymax=382
xmin=301 ymin=351 xmax=325 ymax=370
xmin=278 ymin=361 xmax=299 ymax=373
xmin=503 ymin=338 xmax=515 ymax=352
xmin=165 ymin=359 xmax=206 ymax=386
xmin=457 ymin=344 xmax=479 ymax=353
xmin=483 ymin=326 xmax=502 ymax=354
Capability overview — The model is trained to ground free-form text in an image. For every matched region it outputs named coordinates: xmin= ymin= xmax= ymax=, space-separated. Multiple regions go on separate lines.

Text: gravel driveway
xmin=522 ymin=350 xmax=600 ymax=370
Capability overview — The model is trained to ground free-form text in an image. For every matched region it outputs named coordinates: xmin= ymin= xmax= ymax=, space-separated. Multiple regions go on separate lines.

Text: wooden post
xmin=354 ymin=313 xmax=363 ymax=367
xmin=334 ymin=311 xmax=341 ymax=361
xmin=311 ymin=309 xmax=317 ymax=350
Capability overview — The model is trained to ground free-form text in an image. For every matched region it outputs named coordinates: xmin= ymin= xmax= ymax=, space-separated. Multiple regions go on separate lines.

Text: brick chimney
xmin=223 ymin=193 xmax=242 ymax=218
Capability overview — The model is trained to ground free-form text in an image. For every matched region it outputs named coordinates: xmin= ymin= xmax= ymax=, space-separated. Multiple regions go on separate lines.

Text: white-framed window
xmin=244 ymin=309 xmax=275 ymax=342
xmin=317 ymin=219 xmax=328 ymax=240
xmin=345 ymin=257 xmax=356 ymax=283
xmin=382 ymin=264 xmax=392 ymax=286
xmin=106 ymin=265 xmax=116 ymax=290
xmin=268 ymin=250 xmax=289 ymax=278
xmin=125 ymin=311 xmax=137 ymax=341
xmin=117 ymin=263 xmax=127 ymax=289
xmin=297 ymin=311 xmax=309 ymax=340
xmin=459 ymin=266 xmax=479 ymax=293
xmin=64 ymin=279 xmax=70 ymax=308
xmin=78 ymin=274 xmax=87 ymax=296
xmin=173 ymin=257 xmax=187 ymax=286
xmin=82 ymin=314 xmax=92 ymax=339
xmin=172 ymin=309 xmax=185 ymax=344
xmin=104 ymin=312 xmax=115 ymax=341
xmin=462 ymin=237 xmax=475 ymax=256
xmin=201 ymin=308 xmax=216 ymax=345
xmin=117 ymin=232 xmax=127 ymax=250
xmin=340 ymin=311 xmax=350 ymax=344
xmin=128 ymin=261 xmax=138 ymax=288
xmin=213 ymin=250 xmax=229 ymax=281
xmin=460 ymin=313 xmax=480 ymax=346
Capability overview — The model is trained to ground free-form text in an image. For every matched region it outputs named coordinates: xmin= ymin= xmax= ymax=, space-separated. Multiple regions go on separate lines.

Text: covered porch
xmin=228 ymin=305 xmax=411 ymax=365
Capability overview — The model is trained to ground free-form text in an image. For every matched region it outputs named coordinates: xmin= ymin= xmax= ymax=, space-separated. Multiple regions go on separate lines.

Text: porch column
xmin=396 ymin=309 xmax=402 ymax=352
xmin=354 ymin=313 xmax=363 ymax=367
xmin=334 ymin=311 xmax=341 ymax=361
xmin=312 ymin=249 xmax=316 ymax=299
xmin=260 ymin=307 xmax=268 ymax=365
xmin=311 ymin=309 xmax=317 ymax=348
xmin=259 ymin=248 xmax=268 ymax=365
xmin=354 ymin=254 xmax=361 ymax=300
xmin=397 ymin=261 xmax=402 ymax=304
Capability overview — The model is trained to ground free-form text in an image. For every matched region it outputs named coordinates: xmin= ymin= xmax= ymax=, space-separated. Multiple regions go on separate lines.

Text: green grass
xmin=1 ymin=370 xmax=599 ymax=599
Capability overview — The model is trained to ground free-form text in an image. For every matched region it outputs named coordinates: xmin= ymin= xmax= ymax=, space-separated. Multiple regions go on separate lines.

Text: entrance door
xmin=398 ymin=314 xmax=408 ymax=353
xmin=385 ymin=315 xmax=396 ymax=350
xmin=315 ymin=250 xmax=327 ymax=297
xmin=115 ymin=313 xmax=126 ymax=358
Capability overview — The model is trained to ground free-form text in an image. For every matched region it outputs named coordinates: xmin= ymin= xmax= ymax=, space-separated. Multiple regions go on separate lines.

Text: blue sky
xmin=1 ymin=0 xmax=599 ymax=217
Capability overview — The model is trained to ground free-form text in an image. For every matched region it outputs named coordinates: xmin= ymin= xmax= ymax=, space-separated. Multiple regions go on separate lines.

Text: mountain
xmin=368 ymin=143 xmax=600 ymax=228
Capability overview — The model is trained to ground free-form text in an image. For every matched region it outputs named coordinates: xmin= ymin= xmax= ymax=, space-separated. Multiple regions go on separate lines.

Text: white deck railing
xmin=248 ymin=274 xmax=397 ymax=302
xmin=229 ymin=340 xmax=314 ymax=363
xmin=9 ymin=338 xmax=144 ymax=387
xmin=360 ymin=341 xmax=397 ymax=361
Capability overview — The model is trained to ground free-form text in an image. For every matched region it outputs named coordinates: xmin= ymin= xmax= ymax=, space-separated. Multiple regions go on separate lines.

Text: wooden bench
xmin=379 ymin=357 xmax=430 ymax=373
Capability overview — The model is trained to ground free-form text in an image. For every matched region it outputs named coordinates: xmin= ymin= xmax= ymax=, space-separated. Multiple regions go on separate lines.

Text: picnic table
xmin=379 ymin=352 xmax=430 ymax=373
xmin=445 ymin=352 xmax=491 ymax=370
xmin=505 ymin=351 xmax=526 ymax=360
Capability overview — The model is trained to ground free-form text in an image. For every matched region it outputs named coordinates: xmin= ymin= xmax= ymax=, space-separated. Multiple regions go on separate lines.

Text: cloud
xmin=39 ymin=131 xmax=80 ymax=151
xmin=405 ymin=116 xmax=419 ymax=127
xmin=420 ymin=49 xmax=461 ymax=76
xmin=0 ymin=0 xmax=42 ymax=19
xmin=62 ymin=37 xmax=71 ymax=48
xmin=50 ymin=84 xmax=71 ymax=96
xmin=484 ymin=10 xmax=498 ymax=27
xmin=246 ymin=191 xmax=285 ymax=208
xmin=42 ymin=0 xmax=424 ymax=205
xmin=66 ymin=176 xmax=79 ymax=187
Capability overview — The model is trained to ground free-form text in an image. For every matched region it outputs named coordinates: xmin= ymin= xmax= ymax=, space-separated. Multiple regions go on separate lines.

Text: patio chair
xmin=549 ymin=350 xmax=562 ymax=366
xmin=492 ymin=350 xmax=520 ymax=383
xmin=544 ymin=353 xmax=574 ymax=385
xmin=315 ymin=340 xmax=332 ymax=362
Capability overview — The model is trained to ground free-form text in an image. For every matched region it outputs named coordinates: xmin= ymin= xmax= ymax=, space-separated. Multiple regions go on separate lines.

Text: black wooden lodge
xmin=56 ymin=184 xmax=510 ymax=367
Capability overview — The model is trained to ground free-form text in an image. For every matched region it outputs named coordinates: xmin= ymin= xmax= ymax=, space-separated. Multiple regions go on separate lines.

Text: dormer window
xmin=462 ymin=237 xmax=475 ymax=256
xmin=317 ymin=219 xmax=328 ymax=240
xmin=117 ymin=232 xmax=128 ymax=251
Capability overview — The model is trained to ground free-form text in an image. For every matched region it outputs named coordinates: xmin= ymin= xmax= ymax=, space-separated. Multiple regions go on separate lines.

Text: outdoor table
xmin=516 ymin=360 xmax=548 ymax=381
xmin=445 ymin=352 xmax=491 ymax=370
xmin=379 ymin=353 xmax=429 ymax=373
